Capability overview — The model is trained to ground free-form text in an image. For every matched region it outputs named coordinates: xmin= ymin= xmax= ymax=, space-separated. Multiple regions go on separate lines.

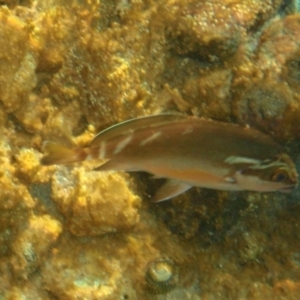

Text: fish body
xmin=41 ymin=114 xmax=298 ymax=202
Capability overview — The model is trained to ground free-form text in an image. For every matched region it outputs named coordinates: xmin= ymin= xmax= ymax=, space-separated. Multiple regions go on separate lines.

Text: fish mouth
xmin=279 ymin=185 xmax=297 ymax=193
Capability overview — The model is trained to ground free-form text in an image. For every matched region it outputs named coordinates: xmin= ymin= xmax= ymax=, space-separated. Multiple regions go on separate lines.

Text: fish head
xmin=233 ymin=154 xmax=298 ymax=192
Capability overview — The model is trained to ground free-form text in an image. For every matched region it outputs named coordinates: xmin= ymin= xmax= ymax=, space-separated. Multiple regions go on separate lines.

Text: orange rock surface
xmin=0 ymin=0 xmax=299 ymax=299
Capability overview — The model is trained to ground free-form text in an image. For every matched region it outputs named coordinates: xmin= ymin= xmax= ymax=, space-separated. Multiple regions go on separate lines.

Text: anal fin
xmin=151 ymin=180 xmax=191 ymax=203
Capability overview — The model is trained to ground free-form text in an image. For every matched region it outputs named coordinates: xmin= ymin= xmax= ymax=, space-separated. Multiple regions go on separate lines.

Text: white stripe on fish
xmin=225 ymin=156 xmax=262 ymax=166
xmin=99 ymin=141 xmax=106 ymax=159
xmin=182 ymin=126 xmax=193 ymax=135
xmin=113 ymin=135 xmax=133 ymax=155
xmin=139 ymin=131 xmax=162 ymax=146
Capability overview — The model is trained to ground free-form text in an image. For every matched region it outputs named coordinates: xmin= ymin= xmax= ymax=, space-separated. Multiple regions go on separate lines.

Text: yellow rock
xmin=11 ymin=214 xmax=62 ymax=279
xmin=52 ymin=166 xmax=141 ymax=236
xmin=0 ymin=7 xmax=37 ymax=112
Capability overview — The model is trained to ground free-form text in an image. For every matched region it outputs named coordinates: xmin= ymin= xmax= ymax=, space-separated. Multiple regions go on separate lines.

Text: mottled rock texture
xmin=0 ymin=0 xmax=300 ymax=299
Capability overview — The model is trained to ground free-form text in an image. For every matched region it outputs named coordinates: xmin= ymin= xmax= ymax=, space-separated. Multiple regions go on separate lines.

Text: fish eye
xmin=272 ymin=172 xmax=287 ymax=182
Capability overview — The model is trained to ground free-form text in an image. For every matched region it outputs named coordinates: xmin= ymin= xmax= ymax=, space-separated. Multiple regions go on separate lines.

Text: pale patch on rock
xmin=52 ymin=166 xmax=141 ymax=236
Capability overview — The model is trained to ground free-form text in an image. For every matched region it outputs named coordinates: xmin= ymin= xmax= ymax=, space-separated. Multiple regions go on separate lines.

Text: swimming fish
xmin=41 ymin=114 xmax=298 ymax=202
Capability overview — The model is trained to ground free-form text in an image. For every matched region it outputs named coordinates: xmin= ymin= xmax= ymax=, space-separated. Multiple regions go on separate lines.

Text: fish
xmin=40 ymin=114 xmax=298 ymax=202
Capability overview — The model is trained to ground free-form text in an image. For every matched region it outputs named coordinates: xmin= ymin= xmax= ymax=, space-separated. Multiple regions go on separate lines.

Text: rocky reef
xmin=0 ymin=0 xmax=300 ymax=299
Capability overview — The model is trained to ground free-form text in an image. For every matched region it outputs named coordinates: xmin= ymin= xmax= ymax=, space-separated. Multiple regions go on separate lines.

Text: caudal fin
xmin=40 ymin=141 xmax=87 ymax=165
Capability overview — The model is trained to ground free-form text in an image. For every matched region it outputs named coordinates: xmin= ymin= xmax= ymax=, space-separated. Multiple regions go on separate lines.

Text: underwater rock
xmin=279 ymin=0 xmax=300 ymax=15
xmin=13 ymin=147 xmax=50 ymax=183
xmin=13 ymin=94 xmax=51 ymax=134
xmin=40 ymin=101 xmax=88 ymax=145
xmin=283 ymin=55 xmax=300 ymax=88
xmin=1 ymin=0 xmax=300 ymax=298
xmin=10 ymin=214 xmax=62 ymax=279
xmin=0 ymin=140 xmax=35 ymax=208
xmin=232 ymin=84 xmax=294 ymax=138
xmin=182 ymin=69 xmax=233 ymax=120
xmin=0 ymin=7 xmax=37 ymax=113
xmin=168 ymin=0 xmax=281 ymax=63
xmin=51 ymin=166 xmax=141 ymax=236
xmin=274 ymin=280 xmax=300 ymax=298
xmin=0 ymin=284 xmax=49 ymax=300
xmin=170 ymin=1 xmax=243 ymax=63
xmin=40 ymin=3 xmax=161 ymax=129
xmin=0 ymin=0 xmax=33 ymax=9
xmin=0 ymin=138 xmax=37 ymax=258
xmin=259 ymin=15 xmax=300 ymax=92
xmin=232 ymin=14 xmax=300 ymax=139
xmin=235 ymin=231 xmax=267 ymax=263
xmin=41 ymin=236 xmax=142 ymax=300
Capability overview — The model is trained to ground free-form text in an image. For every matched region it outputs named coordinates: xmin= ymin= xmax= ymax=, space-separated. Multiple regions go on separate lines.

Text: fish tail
xmin=40 ymin=141 xmax=89 ymax=165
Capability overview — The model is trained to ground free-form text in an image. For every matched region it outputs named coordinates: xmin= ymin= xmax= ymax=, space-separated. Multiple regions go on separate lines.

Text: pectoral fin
xmin=151 ymin=180 xmax=191 ymax=203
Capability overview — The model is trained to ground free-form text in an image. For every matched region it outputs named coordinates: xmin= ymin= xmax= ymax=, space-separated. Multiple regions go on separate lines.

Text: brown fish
xmin=41 ymin=114 xmax=298 ymax=202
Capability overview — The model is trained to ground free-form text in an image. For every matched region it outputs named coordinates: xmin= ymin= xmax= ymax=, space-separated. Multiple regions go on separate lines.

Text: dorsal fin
xmin=89 ymin=114 xmax=186 ymax=147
